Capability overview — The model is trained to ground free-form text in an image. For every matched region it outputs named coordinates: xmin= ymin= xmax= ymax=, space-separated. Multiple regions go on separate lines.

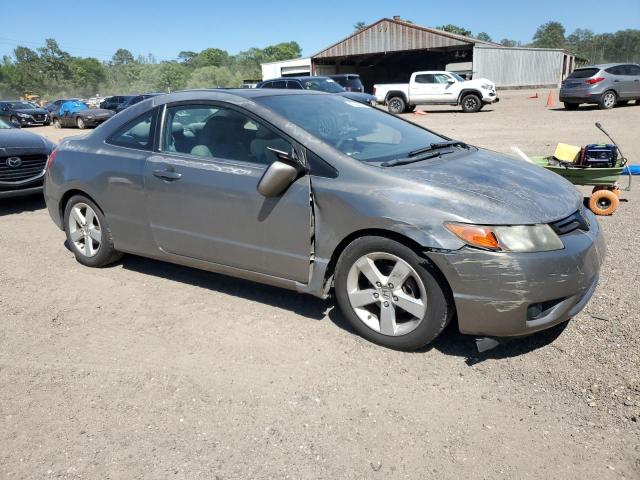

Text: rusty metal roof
xmin=312 ymin=18 xmax=499 ymax=59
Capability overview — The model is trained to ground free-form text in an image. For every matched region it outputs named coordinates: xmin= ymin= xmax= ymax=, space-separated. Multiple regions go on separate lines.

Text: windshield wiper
xmin=381 ymin=151 xmax=442 ymax=167
xmin=408 ymin=140 xmax=468 ymax=157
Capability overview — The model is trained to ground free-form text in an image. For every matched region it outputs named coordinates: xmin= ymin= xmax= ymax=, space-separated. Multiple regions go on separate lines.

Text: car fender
xmin=385 ymin=90 xmax=408 ymax=104
xmin=457 ymin=89 xmax=483 ymax=104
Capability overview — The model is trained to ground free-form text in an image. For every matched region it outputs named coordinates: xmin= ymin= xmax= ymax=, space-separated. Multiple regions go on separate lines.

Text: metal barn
xmin=262 ymin=17 xmax=576 ymax=91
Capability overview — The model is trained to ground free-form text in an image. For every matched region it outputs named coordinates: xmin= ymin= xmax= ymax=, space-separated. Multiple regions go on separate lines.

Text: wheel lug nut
xmin=376 ymin=282 xmax=382 ymax=287
xmin=388 ymin=283 xmax=394 ymax=288
xmin=373 ymin=293 xmax=379 ymax=298
xmin=383 ymin=301 xmax=389 ymax=307
xmin=393 ymin=296 xmax=398 ymax=302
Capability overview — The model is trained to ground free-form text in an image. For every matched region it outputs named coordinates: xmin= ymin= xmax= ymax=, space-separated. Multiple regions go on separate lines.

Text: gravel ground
xmin=1 ymin=89 xmax=639 ymax=479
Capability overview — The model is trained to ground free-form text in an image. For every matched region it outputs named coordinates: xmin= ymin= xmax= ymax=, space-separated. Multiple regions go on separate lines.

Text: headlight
xmin=86 ymin=115 xmax=93 ymax=119
xmin=18 ymin=113 xmax=29 ymax=118
xmin=481 ymin=84 xmax=493 ymax=90
xmin=445 ymin=223 xmax=564 ymax=252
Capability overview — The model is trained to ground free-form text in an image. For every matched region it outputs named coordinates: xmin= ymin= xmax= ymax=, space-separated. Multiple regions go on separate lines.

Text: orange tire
xmin=589 ymin=189 xmax=619 ymax=215
xmin=592 ymin=186 xmax=622 ymax=197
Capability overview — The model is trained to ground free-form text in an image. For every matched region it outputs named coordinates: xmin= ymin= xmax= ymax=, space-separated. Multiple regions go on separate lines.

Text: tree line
xmin=0 ymin=40 xmax=302 ymax=99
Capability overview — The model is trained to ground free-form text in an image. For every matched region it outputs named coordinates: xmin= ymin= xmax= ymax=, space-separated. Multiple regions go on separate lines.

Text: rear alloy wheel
xmin=387 ymin=96 xmax=406 ymax=114
xmin=599 ymin=91 xmax=617 ymax=110
xmin=461 ymin=94 xmax=481 ymax=113
xmin=64 ymin=195 xmax=122 ymax=267
xmin=76 ymin=117 xmax=86 ymax=129
xmin=564 ymin=102 xmax=579 ymax=110
xmin=334 ymin=236 xmax=453 ymax=350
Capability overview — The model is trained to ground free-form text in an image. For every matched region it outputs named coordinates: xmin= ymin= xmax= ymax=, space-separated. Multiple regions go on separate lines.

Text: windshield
xmin=301 ymin=78 xmax=345 ymax=93
xmin=450 ymin=73 xmax=465 ymax=81
xmin=256 ymin=94 xmax=447 ymax=163
xmin=10 ymin=102 xmax=36 ymax=110
xmin=0 ymin=118 xmax=11 ymax=129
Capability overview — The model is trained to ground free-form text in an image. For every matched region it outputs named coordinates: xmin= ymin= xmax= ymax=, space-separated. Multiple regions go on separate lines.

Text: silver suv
xmin=560 ymin=63 xmax=640 ymax=110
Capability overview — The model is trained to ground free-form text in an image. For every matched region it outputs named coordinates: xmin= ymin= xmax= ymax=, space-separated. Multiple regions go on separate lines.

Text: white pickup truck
xmin=374 ymin=71 xmax=499 ymax=114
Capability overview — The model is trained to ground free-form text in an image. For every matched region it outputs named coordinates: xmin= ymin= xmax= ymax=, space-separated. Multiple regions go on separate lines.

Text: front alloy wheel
xmin=347 ymin=252 xmax=427 ymax=336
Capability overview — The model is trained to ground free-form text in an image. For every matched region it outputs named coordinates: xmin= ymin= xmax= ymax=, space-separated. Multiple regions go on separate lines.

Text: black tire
xmin=564 ymin=102 xmax=579 ymax=110
xmin=63 ymin=195 xmax=122 ymax=267
xmin=76 ymin=116 xmax=86 ymax=129
xmin=387 ymin=96 xmax=406 ymax=114
xmin=460 ymin=94 xmax=481 ymax=113
xmin=598 ymin=90 xmax=616 ymax=110
xmin=53 ymin=118 xmax=61 ymax=128
xmin=334 ymin=236 xmax=454 ymax=351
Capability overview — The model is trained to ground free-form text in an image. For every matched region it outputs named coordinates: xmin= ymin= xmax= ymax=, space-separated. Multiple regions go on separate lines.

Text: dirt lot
xmin=1 ymin=90 xmax=639 ymax=479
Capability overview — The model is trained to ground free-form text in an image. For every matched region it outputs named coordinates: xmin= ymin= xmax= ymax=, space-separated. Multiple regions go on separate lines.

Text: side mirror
xmin=257 ymin=147 xmax=304 ymax=197
xmin=446 ymin=78 xmax=455 ymax=84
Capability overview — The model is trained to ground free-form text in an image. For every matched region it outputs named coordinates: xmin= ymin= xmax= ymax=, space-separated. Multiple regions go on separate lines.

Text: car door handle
xmin=152 ymin=169 xmax=182 ymax=181
xmin=613 ymin=79 xmax=620 ymax=82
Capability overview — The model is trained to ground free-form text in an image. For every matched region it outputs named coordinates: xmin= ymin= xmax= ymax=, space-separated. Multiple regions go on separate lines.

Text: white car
xmin=374 ymin=71 xmax=499 ymax=113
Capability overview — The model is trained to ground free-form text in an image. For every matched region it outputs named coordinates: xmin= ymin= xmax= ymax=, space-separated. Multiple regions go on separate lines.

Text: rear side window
xmin=605 ymin=66 xmax=625 ymax=75
xmin=286 ymin=81 xmax=303 ymax=89
xmin=568 ymin=68 xmax=599 ymax=79
xmin=107 ymin=110 xmax=156 ymax=151
xmin=341 ymin=76 xmax=364 ymax=91
xmin=415 ymin=74 xmax=435 ymax=84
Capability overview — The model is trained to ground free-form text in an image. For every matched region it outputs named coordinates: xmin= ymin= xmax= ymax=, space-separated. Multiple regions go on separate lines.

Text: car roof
xmin=261 ymin=76 xmax=330 ymax=82
xmin=329 ymin=74 xmax=360 ymax=78
xmin=579 ymin=63 xmax=640 ymax=69
xmin=173 ymin=88 xmax=328 ymax=100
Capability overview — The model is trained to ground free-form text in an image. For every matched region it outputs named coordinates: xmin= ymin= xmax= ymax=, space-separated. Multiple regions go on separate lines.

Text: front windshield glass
xmin=10 ymin=102 xmax=35 ymax=110
xmin=0 ymin=118 xmax=11 ymax=129
xmin=301 ymin=78 xmax=345 ymax=93
xmin=450 ymin=73 xmax=465 ymax=81
xmin=256 ymin=94 xmax=446 ymax=163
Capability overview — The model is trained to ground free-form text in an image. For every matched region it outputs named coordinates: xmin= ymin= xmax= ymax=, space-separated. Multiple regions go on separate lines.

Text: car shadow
xmin=0 ymin=194 xmax=46 ymax=217
xmin=401 ymin=109 xmax=495 ymax=115
xmin=119 ymin=254 xmax=332 ymax=321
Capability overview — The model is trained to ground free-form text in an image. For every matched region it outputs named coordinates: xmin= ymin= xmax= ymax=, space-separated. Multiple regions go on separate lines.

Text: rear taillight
xmin=585 ymin=77 xmax=605 ymax=85
xmin=46 ymin=148 xmax=58 ymax=172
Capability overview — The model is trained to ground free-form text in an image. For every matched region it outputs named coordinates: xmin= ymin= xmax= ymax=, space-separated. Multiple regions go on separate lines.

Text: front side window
xmin=434 ymin=74 xmax=452 ymax=84
xmin=287 ymin=81 xmax=303 ymax=89
xmin=255 ymin=94 xmax=445 ymax=164
xmin=162 ymin=104 xmax=290 ymax=165
xmin=108 ymin=110 xmax=155 ymax=151
xmin=624 ymin=65 xmax=640 ymax=76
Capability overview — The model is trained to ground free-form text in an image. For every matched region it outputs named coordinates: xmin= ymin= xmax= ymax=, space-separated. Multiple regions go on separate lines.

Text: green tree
xmin=155 ymin=62 xmax=189 ymax=92
xmin=354 ymin=21 xmax=367 ymax=31
xmin=532 ymin=21 xmax=566 ymax=48
xmin=476 ymin=32 xmax=492 ymax=42
xmin=177 ymin=50 xmax=198 ymax=65
xmin=69 ymin=57 xmax=105 ymax=96
xmin=500 ymin=38 xmax=521 ymax=47
xmin=187 ymin=66 xmax=241 ymax=88
xmin=37 ymin=39 xmax=70 ymax=81
xmin=435 ymin=24 xmax=471 ymax=37
xmin=111 ymin=49 xmax=136 ymax=65
xmin=195 ymin=48 xmax=229 ymax=68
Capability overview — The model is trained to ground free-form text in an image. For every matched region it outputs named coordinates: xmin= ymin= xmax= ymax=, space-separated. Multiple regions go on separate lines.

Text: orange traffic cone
xmin=528 ymin=93 xmax=538 ymax=99
xmin=546 ymin=90 xmax=554 ymax=107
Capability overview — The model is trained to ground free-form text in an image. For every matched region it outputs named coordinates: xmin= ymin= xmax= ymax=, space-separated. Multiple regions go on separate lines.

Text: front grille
xmin=0 ymin=154 xmax=47 ymax=183
xmin=33 ymin=114 xmax=45 ymax=121
xmin=549 ymin=209 xmax=590 ymax=235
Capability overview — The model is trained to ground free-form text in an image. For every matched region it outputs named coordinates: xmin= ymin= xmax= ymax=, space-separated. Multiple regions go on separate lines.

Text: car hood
xmin=380 ymin=148 xmax=582 ymax=225
xmin=338 ymin=91 xmax=375 ymax=103
xmin=0 ymin=129 xmax=52 ymax=152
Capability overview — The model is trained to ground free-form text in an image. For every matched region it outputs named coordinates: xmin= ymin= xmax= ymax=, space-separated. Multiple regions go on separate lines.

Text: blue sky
xmin=1 ymin=0 xmax=639 ymax=61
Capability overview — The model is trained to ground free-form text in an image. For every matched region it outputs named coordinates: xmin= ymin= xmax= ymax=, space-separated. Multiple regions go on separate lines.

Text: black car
xmin=0 ymin=101 xmax=50 ymax=127
xmin=255 ymin=76 xmax=376 ymax=105
xmin=329 ymin=74 xmax=365 ymax=92
xmin=44 ymin=98 xmax=81 ymax=114
xmin=115 ymin=93 xmax=163 ymax=113
xmin=0 ymin=118 xmax=55 ymax=198
xmin=50 ymin=101 xmax=114 ymax=129
xmin=100 ymin=95 xmax=134 ymax=111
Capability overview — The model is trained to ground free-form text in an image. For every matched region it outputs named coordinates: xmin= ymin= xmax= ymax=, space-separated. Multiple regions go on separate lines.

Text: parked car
xmin=374 ymin=71 xmax=499 ymax=113
xmin=329 ymin=74 xmax=365 ymax=92
xmin=560 ymin=63 xmax=640 ymax=110
xmin=85 ymin=96 xmax=106 ymax=109
xmin=256 ymin=76 xmax=376 ymax=105
xmin=44 ymin=89 xmax=604 ymax=350
xmin=51 ymin=100 xmax=114 ymax=129
xmin=44 ymin=98 xmax=81 ymax=114
xmin=0 ymin=118 xmax=55 ymax=198
xmin=0 ymin=100 xmax=50 ymax=126
xmin=100 ymin=95 xmax=134 ymax=112
xmin=115 ymin=93 xmax=163 ymax=113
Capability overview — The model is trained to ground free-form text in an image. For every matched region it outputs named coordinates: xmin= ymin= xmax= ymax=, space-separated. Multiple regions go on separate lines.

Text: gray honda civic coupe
xmin=44 ymin=89 xmax=605 ymax=350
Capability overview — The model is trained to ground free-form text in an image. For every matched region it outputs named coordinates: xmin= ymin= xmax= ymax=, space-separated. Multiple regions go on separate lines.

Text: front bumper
xmin=482 ymin=91 xmax=499 ymax=104
xmin=426 ymin=217 xmax=605 ymax=337
xmin=0 ymin=175 xmax=44 ymax=198
xmin=16 ymin=115 xmax=49 ymax=126
xmin=82 ymin=116 xmax=111 ymax=127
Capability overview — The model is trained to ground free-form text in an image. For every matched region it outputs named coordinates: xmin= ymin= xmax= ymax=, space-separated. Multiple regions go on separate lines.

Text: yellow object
xmin=554 ymin=143 xmax=581 ymax=162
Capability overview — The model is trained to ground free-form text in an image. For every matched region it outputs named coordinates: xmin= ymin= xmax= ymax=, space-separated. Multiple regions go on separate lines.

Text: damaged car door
xmin=144 ymin=102 xmax=312 ymax=283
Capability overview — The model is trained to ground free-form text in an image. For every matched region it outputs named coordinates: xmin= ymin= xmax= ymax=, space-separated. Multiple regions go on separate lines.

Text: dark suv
xmin=560 ymin=63 xmax=640 ymax=110
xmin=256 ymin=76 xmax=376 ymax=105
xmin=0 ymin=101 xmax=50 ymax=127
xmin=100 ymin=95 xmax=134 ymax=111
xmin=115 ymin=93 xmax=163 ymax=113
xmin=329 ymin=74 xmax=365 ymax=92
